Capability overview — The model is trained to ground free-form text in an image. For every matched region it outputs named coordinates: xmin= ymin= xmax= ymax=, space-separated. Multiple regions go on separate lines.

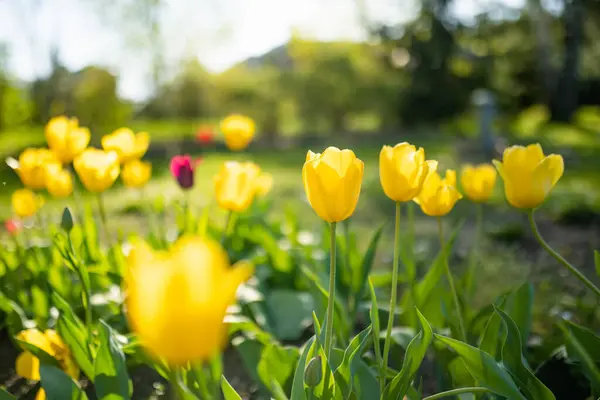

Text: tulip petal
xmin=16 ymin=352 xmax=41 ymax=380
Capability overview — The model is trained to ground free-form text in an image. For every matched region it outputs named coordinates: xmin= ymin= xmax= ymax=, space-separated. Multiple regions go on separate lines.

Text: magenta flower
xmin=170 ymin=155 xmax=201 ymax=190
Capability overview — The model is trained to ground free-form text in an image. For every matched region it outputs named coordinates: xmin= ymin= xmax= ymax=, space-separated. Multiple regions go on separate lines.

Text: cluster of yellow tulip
xmin=301 ymin=142 xmax=566 ymax=381
xmin=10 ymin=117 xmax=152 ymax=219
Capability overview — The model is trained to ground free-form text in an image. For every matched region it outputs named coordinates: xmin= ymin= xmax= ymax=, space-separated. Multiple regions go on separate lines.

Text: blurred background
xmin=1 ymin=0 xmax=600 ymax=328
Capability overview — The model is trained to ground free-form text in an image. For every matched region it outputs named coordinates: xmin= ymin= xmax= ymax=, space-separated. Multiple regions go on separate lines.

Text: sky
xmin=0 ymin=0 xmax=524 ymax=101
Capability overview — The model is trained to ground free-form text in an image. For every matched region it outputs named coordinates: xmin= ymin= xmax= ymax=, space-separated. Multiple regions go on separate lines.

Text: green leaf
xmin=94 ymin=320 xmax=130 ymax=400
xmin=53 ymin=293 xmax=94 ymax=379
xmin=496 ymin=308 xmax=555 ymax=400
xmin=411 ymin=220 xmax=464 ymax=327
xmin=40 ymin=364 xmax=88 ymax=400
xmin=227 ymin=314 xmax=276 ymax=345
xmin=290 ymin=336 xmax=316 ymax=400
xmin=504 ymin=282 xmax=534 ymax=348
xmin=353 ymin=359 xmax=379 ymax=400
xmin=265 ymin=290 xmax=314 ymax=341
xmin=434 ymin=334 xmax=526 ymax=400
xmin=559 ymin=320 xmax=600 ymax=391
xmin=0 ymin=388 xmax=16 ymax=400
xmin=478 ymin=297 xmax=507 ymax=360
xmin=368 ymin=279 xmax=383 ymax=368
xmin=595 ymin=250 xmax=600 ymax=278
xmin=257 ymin=343 xmax=299 ymax=393
xmin=221 ymin=375 xmax=242 ymax=400
xmin=353 ymin=223 xmax=385 ymax=301
xmin=384 ymin=309 xmax=433 ymax=400
xmin=333 ymin=326 xmax=372 ymax=398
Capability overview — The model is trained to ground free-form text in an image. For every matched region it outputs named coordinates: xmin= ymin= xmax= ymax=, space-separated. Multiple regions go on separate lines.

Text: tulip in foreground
xmin=73 ymin=148 xmax=120 ymax=192
xmin=16 ymin=148 xmax=61 ymax=190
xmin=460 ymin=163 xmax=497 ymax=203
xmin=101 ymin=128 xmax=150 ymax=163
xmin=170 ymin=155 xmax=200 ymax=190
xmin=122 ymin=159 xmax=152 ymax=188
xmin=302 ymin=147 xmax=364 ymax=223
xmin=493 ymin=143 xmax=563 ymax=209
xmin=12 ymin=188 xmax=42 ymax=218
xmin=220 ymin=114 xmax=256 ymax=151
xmin=379 ymin=142 xmax=431 ymax=202
xmin=214 ymin=161 xmax=261 ymax=212
xmin=15 ymin=329 xmax=79 ymax=400
xmin=414 ymin=165 xmax=462 ymax=217
xmin=45 ymin=168 xmax=73 ymax=198
xmin=125 ymin=236 xmax=253 ymax=364
xmin=45 ymin=116 xmax=90 ymax=163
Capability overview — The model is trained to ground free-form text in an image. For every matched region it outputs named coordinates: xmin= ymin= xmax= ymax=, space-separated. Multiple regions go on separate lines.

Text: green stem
xmin=324 ymin=222 xmax=337 ymax=359
xmin=169 ymin=368 xmax=189 ymax=400
xmin=422 ymin=387 xmax=492 ymax=400
xmin=438 ymin=217 xmax=466 ymax=342
xmin=528 ymin=210 xmax=600 ymax=298
xmin=465 ymin=203 xmax=483 ymax=298
xmin=96 ymin=193 xmax=110 ymax=245
xmin=381 ymin=202 xmax=401 ymax=392
xmin=194 ymin=363 xmax=212 ymax=400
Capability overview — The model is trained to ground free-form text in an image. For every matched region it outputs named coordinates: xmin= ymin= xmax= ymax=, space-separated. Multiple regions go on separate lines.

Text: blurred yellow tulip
xmin=125 ymin=236 xmax=253 ymax=365
xmin=493 ymin=143 xmax=563 ymax=209
xmin=45 ymin=168 xmax=73 ymax=198
xmin=255 ymin=173 xmax=273 ymax=197
xmin=12 ymin=188 xmax=42 ymax=218
xmin=15 ymin=329 xmax=79 ymax=384
xmin=379 ymin=143 xmax=432 ymax=202
xmin=45 ymin=116 xmax=90 ymax=163
xmin=101 ymin=128 xmax=149 ymax=162
xmin=74 ymin=148 xmax=120 ymax=193
xmin=220 ymin=114 xmax=255 ymax=151
xmin=460 ymin=163 xmax=497 ymax=203
xmin=214 ymin=161 xmax=261 ymax=212
xmin=16 ymin=148 xmax=61 ymax=190
xmin=122 ymin=159 xmax=152 ymax=188
xmin=414 ymin=164 xmax=462 ymax=216
xmin=302 ymin=147 xmax=364 ymax=223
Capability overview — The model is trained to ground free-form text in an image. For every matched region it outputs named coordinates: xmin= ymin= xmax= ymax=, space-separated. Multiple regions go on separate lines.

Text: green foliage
xmin=221 ymin=375 xmax=242 ymax=400
xmin=40 ymin=365 xmax=89 ymax=400
xmin=94 ymin=320 xmax=131 ymax=399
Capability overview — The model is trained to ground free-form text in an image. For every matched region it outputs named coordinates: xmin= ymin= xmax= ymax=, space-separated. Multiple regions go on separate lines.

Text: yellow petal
xmin=35 ymin=389 xmax=46 ymax=400
xmin=16 ymin=352 xmax=41 ymax=380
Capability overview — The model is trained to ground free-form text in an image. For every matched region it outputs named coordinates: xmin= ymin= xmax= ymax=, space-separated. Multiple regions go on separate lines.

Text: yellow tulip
xmin=45 ymin=116 xmax=90 ymax=163
xmin=45 ymin=168 xmax=73 ymax=198
xmin=16 ymin=148 xmax=61 ymax=190
xmin=15 ymin=329 xmax=79 ymax=386
xmin=125 ymin=236 xmax=253 ymax=365
xmin=493 ymin=143 xmax=564 ymax=209
xmin=214 ymin=161 xmax=261 ymax=212
xmin=122 ymin=159 xmax=152 ymax=188
xmin=101 ymin=128 xmax=150 ymax=163
xmin=255 ymin=173 xmax=273 ymax=197
xmin=302 ymin=147 xmax=364 ymax=223
xmin=74 ymin=148 xmax=120 ymax=193
xmin=379 ymin=143 xmax=432 ymax=202
xmin=460 ymin=163 xmax=497 ymax=203
xmin=414 ymin=164 xmax=462 ymax=216
xmin=12 ymin=189 xmax=42 ymax=218
xmin=220 ymin=114 xmax=256 ymax=151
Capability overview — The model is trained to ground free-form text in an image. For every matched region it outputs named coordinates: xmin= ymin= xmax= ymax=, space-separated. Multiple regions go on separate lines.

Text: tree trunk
xmin=551 ymin=0 xmax=584 ymax=121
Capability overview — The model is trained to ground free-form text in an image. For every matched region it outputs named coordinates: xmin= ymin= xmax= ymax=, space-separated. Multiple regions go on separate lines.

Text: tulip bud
xmin=304 ymin=356 xmax=323 ymax=388
xmin=170 ymin=155 xmax=198 ymax=190
xmin=61 ymin=207 xmax=74 ymax=232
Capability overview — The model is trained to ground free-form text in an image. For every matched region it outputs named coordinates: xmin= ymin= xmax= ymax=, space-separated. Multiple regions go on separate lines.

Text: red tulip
xmin=195 ymin=126 xmax=214 ymax=145
xmin=170 ymin=155 xmax=200 ymax=190
xmin=4 ymin=219 xmax=21 ymax=235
